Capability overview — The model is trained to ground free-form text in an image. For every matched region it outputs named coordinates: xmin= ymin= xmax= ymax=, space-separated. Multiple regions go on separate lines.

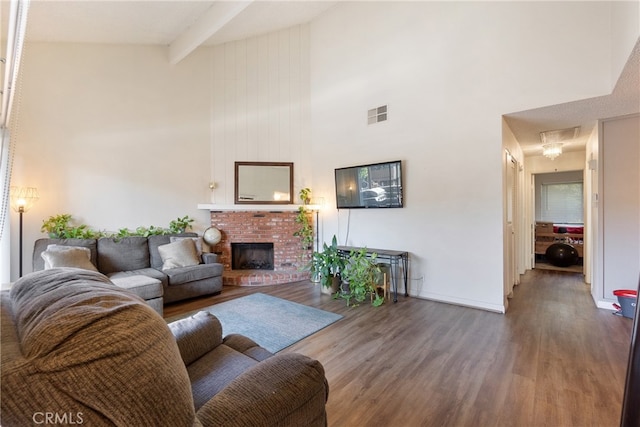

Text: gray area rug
xmin=170 ymin=293 xmax=342 ymax=353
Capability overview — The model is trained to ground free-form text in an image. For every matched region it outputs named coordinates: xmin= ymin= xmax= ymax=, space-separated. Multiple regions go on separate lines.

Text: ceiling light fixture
xmin=539 ymin=126 xmax=580 ymax=160
xmin=542 ymin=143 xmax=563 ymax=160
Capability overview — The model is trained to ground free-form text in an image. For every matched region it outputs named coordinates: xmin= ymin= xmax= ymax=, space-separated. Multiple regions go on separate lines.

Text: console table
xmin=337 ymin=246 xmax=409 ymax=302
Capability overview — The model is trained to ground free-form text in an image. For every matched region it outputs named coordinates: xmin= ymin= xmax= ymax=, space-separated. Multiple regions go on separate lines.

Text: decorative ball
xmin=203 ymin=226 xmax=222 ymax=246
xmin=545 ymin=243 xmax=579 ymax=267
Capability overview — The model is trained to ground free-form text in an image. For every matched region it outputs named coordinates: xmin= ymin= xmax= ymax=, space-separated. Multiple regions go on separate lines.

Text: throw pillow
xmin=169 ymin=236 xmax=203 ymax=256
xmin=158 ymin=238 xmax=201 ymax=270
xmin=41 ymin=246 xmax=99 ymax=272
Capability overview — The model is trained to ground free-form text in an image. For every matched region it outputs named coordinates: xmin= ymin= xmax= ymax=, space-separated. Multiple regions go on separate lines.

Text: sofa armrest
xmin=201 ymin=252 xmax=218 ymax=264
xmin=168 ymin=312 xmax=223 ymax=365
xmin=196 ymin=353 xmax=328 ymax=427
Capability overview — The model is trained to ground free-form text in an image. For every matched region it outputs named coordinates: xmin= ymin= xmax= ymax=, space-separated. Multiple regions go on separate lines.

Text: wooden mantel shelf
xmin=197 ymin=204 xmax=320 ymax=211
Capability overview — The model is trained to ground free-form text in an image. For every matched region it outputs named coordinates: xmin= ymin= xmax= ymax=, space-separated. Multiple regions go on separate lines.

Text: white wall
xmin=7 ymin=25 xmax=313 ymax=280
xmin=209 ymin=26 xmax=312 ymax=203
xmin=611 ymin=1 xmax=640 ymax=88
xmin=309 ymin=1 xmax=618 ymax=312
xmin=8 ymin=43 xmax=211 ymax=280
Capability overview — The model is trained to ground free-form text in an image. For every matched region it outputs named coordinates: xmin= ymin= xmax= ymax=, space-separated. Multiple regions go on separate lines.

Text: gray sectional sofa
xmin=32 ymin=232 xmax=224 ymax=315
xmin=1 ymin=268 xmax=329 ymax=426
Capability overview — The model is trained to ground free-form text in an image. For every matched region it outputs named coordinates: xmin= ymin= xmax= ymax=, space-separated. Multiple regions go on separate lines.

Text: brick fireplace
xmin=208 ymin=210 xmax=312 ymax=286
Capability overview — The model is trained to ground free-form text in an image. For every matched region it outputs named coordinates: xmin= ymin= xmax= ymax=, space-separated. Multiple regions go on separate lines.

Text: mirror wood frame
xmin=234 ymin=161 xmax=294 ymax=205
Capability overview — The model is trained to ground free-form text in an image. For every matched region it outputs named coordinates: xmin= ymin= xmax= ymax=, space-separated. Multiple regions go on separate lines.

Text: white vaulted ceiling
xmin=2 ymin=1 xmax=639 ymax=156
xmin=4 ymin=1 xmax=337 ymax=49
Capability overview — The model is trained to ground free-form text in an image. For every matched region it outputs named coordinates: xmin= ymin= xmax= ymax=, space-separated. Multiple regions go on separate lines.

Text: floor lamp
xmin=10 ymin=186 xmax=39 ymax=277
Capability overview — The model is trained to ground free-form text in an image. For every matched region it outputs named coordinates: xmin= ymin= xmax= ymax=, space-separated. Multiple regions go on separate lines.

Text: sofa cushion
xmin=109 ymin=275 xmax=163 ymax=300
xmin=41 ymin=245 xmax=98 ymax=272
xmin=170 ymin=236 xmax=204 ymax=256
xmin=165 ymin=263 xmax=224 ymax=286
xmin=148 ymin=233 xmax=198 ymax=270
xmin=32 ymin=238 xmax=97 ymax=272
xmin=108 ymin=268 xmax=168 ymax=287
xmin=187 ymin=345 xmax=260 ymax=410
xmin=158 ymin=239 xmax=201 ymax=270
xmin=168 ymin=311 xmax=223 ymax=366
xmin=97 ymin=237 xmax=150 ymax=274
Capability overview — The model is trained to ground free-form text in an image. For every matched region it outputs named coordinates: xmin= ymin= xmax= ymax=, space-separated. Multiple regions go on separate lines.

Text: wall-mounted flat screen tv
xmin=335 ymin=160 xmax=403 ymax=209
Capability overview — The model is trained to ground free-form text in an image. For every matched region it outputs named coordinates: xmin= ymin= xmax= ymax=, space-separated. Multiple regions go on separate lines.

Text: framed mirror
xmin=235 ymin=161 xmax=294 ymax=204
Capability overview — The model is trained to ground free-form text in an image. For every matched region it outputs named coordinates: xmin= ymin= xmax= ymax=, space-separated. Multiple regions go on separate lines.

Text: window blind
xmin=540 ymin=182 xmax=584 ymax=223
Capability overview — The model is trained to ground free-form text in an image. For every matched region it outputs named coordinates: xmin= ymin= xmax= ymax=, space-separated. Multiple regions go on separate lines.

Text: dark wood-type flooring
xmin=164 ymin=269 xmax=633 ymax=426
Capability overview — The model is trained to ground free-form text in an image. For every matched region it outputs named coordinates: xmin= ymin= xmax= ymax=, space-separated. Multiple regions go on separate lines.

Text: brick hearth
xmin=209 ymin=210 xmax=312 ymax=286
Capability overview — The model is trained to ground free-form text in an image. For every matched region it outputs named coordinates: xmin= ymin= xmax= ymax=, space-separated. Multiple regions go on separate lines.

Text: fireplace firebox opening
xmin=231 ymin=243 xmax=275 ymax=270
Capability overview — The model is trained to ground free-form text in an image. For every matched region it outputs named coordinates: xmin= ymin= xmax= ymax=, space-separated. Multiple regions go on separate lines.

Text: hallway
xmin=506 ymin=269 xmax=632 ymax=425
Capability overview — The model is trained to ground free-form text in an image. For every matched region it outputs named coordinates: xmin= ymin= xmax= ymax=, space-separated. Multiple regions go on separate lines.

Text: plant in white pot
xmin=309 ymin=235 xmax=345 ymax=295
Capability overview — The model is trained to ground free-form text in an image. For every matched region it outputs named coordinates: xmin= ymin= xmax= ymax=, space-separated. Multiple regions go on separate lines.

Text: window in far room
xmin=539 ymin=181 xmax=584 ymax=223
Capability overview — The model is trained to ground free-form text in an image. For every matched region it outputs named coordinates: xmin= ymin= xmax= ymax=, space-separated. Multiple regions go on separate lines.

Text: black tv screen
xmin=335 ymin=160 xmax=403 ymax=209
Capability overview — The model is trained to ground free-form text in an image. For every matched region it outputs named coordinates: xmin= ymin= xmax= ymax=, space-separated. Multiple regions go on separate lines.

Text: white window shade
xmin=540 ymin=182 xmax=584 ymax=223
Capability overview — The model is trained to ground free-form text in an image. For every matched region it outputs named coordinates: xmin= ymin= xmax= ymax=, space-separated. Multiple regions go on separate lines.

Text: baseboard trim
xmin=595 ymin=299 xmax=617 ymax=311
xmin=410 ymin=292 xmax=506 ymax=314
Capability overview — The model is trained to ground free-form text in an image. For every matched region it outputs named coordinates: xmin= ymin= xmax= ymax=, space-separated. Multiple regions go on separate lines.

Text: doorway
xmin=532 ymin=170 xmax=585 ymax=273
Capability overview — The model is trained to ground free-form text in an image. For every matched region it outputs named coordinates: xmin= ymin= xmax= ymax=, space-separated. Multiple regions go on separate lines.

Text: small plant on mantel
xmin=294 ymin=188 xmax=314 ymax=250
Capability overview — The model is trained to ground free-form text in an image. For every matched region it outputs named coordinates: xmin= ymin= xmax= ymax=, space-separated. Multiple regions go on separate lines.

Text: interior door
xmin=530 ymin=174 xmax=536 ymax=268
xmin=505 ymin=151 xmax=517 ymax=297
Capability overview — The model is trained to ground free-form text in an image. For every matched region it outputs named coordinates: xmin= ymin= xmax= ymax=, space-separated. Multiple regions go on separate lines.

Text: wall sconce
xmin=209 ymin=182 xmax=216 ymax=204
xmin=10 ymin=186 xmax=39 ymax=277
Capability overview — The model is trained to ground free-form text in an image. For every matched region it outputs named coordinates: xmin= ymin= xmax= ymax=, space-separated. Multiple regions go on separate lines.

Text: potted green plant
xmin=299 ymin=187 xmax=312 ymax=205
xmin=41 ymin=214 xmax=101 ymax=239
xmin=41 ymin=214 xmax=73 ymax=238
xmin=309 ymin=235 xmax=345 ymax=295
xmin=340 ymin=247 xmax=384 ymax=306
xmin=167 ymin=215 xmax=194 ymax=234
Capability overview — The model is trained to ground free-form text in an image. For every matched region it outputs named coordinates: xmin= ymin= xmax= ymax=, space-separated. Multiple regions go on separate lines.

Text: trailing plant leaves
xmin=294 ymin=205 xmax=314 ymax=248
xmin=40 ymin=214 xmax=195 ymax=239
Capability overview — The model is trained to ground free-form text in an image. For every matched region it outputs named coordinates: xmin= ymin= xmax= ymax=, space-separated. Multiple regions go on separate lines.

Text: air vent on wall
xmin=368 ymin=105 xmax=388 ymax=125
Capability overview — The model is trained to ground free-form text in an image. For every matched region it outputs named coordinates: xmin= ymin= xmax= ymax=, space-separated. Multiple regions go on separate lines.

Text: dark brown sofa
xmin=1 ymin=268 xmax=328 ymax=426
